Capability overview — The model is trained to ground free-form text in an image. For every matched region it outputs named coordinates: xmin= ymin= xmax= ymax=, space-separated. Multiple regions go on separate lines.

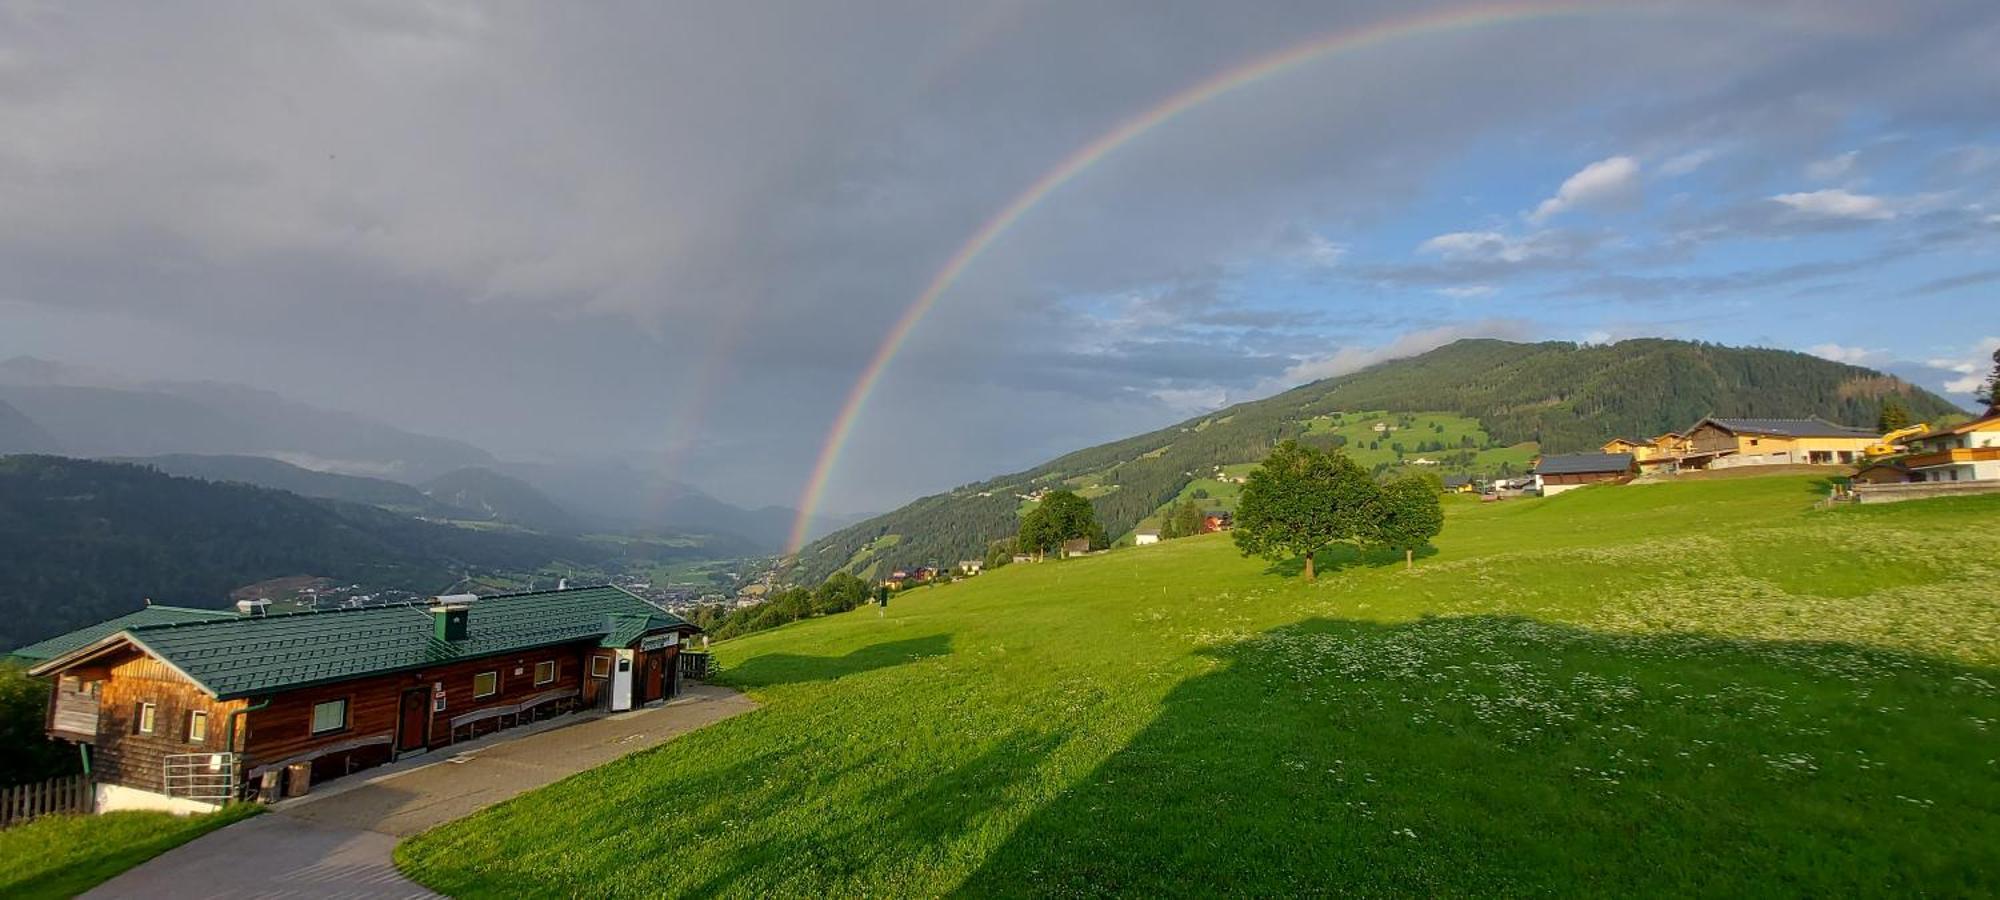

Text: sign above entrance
xmin=639 ymin=633 xmax=679 ymax=652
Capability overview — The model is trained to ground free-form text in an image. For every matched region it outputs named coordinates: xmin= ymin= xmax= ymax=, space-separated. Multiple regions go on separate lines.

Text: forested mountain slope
xmin=794 ymin=338 xmax=1961 ymax=584
xmin=122 ymin=454 xmax=453 ymax=516
xmin=0 ymin=456 xmax=699 ymax=649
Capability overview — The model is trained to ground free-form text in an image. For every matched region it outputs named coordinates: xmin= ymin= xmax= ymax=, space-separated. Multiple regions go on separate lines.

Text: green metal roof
xmin=7 ymin=605 xmax=238 ymax=663
xmin=600 ymin=613 xmax=685 ymax=649
xmin=33 ymin=586 xmax=693 ymax=699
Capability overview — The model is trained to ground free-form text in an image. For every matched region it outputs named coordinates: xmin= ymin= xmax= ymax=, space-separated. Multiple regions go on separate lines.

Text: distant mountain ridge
xmin=0 ymin=380 xmax=494 ymax=482
xmin=793 ymin=338 xmax=1964 ymax=584
xmin=0 ymin=455 xmax=740 ymax=650
xmin=422 ymin=467 xmax=582 ymax=534
xmin=121 ymin=454 xmax=459 ymax=517
xmin=0 ymin=398 xmax=60 ymax=454
xmin=0 ymin=357 xmax=840 ymax=551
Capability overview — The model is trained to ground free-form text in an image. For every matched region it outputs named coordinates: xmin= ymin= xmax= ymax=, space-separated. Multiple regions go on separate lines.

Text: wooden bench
xmin=447 ymin=688 xmax=580 ymax=744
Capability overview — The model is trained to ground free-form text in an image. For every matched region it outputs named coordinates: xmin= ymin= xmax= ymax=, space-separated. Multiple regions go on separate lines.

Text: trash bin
xmin=258 ymin=770 xmax=282 ymax=803
xmin=284 ymin=762 xmax=313 ymax=797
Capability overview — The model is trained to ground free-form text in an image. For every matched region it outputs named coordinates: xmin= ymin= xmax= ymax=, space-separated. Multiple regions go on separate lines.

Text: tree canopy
xmin=1018 ymin=490 xmax=1104 ymax=558
xmin=1158 ymin=498 xmax=1203 ymax=539
xmin=1372 ymin=475 xmax=1446 ymax=569
xmin=1979 ymin=347 xmax=2000 ymax=413
xmin=1231 ymin=441 xmax=1380 ymax=581
xmin=1877 ymin=397 xmax=1912 ymax=433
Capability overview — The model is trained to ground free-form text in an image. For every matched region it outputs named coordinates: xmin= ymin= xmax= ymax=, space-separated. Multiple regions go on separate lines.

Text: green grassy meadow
xmin=398 ymin=477 xmax=2000 ymax=896
xmin=0 ymin=805 xmax=260 ymax=899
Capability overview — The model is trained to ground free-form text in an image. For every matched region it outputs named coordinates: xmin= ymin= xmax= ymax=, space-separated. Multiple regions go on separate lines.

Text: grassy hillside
xmin=798 ymin=338 xmax=1962 ymax=584
xmin=400 ymin=477 xmax=2000 ymax=896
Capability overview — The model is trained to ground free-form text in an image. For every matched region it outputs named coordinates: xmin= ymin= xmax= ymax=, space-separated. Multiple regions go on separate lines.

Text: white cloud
xmin=1297 ymin=233 xmax=1347 ymax=268
xmin=1770 ymin=189 xmax=1895 ymax=221
xmin=1804 ymin=150 xmax=1858 ymax=183
xmin=1929 ymin=337 xmax=1999 ymax=395
xmin=1657 ymin=147 xmax=1718 ymax=177
xmin=1436 ymin=285 xmax=1495 ymax=298
xmin=1274 ymin=319 xmax=1536 ymax=387
xmin=1528 ymin=155 xmax=1641 ymax=223
xmin=1806 ymin=342 xmax=1885 ymax=365
xmin=1418 ymin=230 xmax=1571 ymax=263
xmin=1150 ymin=386 xmax=1230 ymax=416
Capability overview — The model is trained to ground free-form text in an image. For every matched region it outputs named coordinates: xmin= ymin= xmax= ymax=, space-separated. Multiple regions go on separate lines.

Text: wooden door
xmin=397 ymin=689 xmax=428 ymax=751
xmin=643 ymin=653 xmax=664 ymax=703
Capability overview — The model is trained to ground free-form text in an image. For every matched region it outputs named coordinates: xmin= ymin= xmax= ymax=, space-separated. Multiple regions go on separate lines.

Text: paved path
xmin=84 ymin=684 xmax=756 ymax=899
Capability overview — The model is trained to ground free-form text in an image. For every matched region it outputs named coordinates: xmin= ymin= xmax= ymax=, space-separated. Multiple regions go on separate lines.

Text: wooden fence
xmin=1 ymin=774 xmax=94 ymax=828
xmin=679 ymin=651 xmax=711 ymax=680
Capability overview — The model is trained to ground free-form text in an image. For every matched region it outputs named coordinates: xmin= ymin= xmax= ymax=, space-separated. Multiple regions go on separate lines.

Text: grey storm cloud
xmin=1 ymin=1 xmax=1997 ymax=511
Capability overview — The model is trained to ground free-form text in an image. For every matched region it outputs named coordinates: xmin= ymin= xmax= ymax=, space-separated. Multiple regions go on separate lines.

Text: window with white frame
xmin=473 ymin=671 xmax=499 ymax=698
xmin=137 ymin=702 xmax=156 ymax=734
xmin=187 ymin=710 xmax=208 ymax=743
xmin=590 ymin=656 xmax=611 ymax=678
xmin=310 ymin=698 xmax=347 ymax=735
xmin=534 ymin=660 xmax=556 ymax=685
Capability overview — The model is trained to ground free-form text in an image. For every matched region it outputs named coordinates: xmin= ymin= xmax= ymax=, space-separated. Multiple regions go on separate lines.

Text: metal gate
xmin=163 ymin=752 xmax=238 ymax=804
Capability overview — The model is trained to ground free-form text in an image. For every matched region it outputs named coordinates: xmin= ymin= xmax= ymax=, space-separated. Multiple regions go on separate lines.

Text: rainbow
xmin=783 ymin=0 xmax=1850 ymax=558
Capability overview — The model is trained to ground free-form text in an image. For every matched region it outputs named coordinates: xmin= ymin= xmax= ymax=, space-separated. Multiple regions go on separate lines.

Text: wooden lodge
xmin=20 ymin=586 xmax=699 ymax=813
xmin=1531 ymin=452 xmax=1637 ymax=496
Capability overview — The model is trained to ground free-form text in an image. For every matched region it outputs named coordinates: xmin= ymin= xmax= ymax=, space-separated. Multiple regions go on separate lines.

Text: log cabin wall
xmin=581 ymin=649 xmax=619 ymax=709
xmin=240 ymin=638 xmax=603 ymax=783
xmin=1686 ymin=423 xmax=1739 ymax=455
xmin=92 ymin=652 xmax=245 ymax=792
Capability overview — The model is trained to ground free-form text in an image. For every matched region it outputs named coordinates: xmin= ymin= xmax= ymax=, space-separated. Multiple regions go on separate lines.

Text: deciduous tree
xmin=1372 ymin=475 xmax=1445 ymax=570
xmin=1018 ymin=489 xmax=1103 ymax=559
xmin=1232 ymin=441 xmax=1377 ymax=581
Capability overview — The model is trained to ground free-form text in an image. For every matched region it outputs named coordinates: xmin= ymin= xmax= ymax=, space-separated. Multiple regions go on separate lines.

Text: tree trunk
xmin=1405 ymin=548 xmax=1414 ymax=570
xmin=1303 ymin=553 xmax=1316 ymax=581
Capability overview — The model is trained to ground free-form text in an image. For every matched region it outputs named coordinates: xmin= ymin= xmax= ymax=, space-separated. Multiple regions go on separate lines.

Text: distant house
xmin=1409 ymin=457 xmax=1439 ymax=466
xmin=23 ymin=587 xmax=697 ymax=812
xmin=1441 ymin=475 xmax=1475 ymax=493
xmin=1060 ymin=537 xmax=1092 ymax=557
xmin=1850 ymin=459 xmax=1913 ymax=485
xmin=1600 ymin=437 xmax=1649 ymax=456
xmin=1899 ymin=413 xmax=2000 ymax=483
xmin=1679 ymin=417 xmax=1878 ymax=469
xmin=1134 ymin=531 xmax=1161 ymax=546
xmin=957 ymin=560 xmax=983 ymax=575
xmin=1011 ymin=553 xmax=1034 ymax=564
xmin=1532 ymin=453 xmax=1637 ymax=496
xmin=1201 ymin=511 xmax=1233 ymax=533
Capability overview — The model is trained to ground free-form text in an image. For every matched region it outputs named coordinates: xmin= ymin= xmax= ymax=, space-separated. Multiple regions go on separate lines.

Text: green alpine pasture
xmin=398 ymin=476 xmax=2000 ymax=896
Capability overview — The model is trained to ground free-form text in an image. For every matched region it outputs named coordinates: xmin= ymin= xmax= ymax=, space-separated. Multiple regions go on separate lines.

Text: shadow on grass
xmin=721 ymin=634 xmax=953 ymax=688
xmin=1262 ymin=543 xmax=1437 ymax=578
xmin=958 ymin=615 xmax=2000 ymax=896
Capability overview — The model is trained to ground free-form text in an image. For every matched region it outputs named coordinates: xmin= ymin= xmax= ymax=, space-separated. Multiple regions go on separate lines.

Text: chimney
xmin=430 ymin=594 xmax=476 ymax=642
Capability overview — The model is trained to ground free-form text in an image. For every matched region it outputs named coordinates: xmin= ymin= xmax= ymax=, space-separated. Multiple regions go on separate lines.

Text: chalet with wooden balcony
xmin=21 ymin=585 xmax=698 ymax=813
xmin=1900 ymin=413 xmax=2000 ymax=483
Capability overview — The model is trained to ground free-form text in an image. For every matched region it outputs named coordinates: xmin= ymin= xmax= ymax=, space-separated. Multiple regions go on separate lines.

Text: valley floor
xmin=397 ymin=477 xmax=2000 ymax=896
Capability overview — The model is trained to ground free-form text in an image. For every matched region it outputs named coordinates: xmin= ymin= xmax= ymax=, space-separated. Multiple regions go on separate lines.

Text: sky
xmin=1 ymin=1 xmax=1996 ymax=515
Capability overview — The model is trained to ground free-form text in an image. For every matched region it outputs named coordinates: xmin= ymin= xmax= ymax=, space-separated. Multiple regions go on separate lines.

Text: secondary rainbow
xmin=784 ymin=0 xmax=1845 ymax=557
